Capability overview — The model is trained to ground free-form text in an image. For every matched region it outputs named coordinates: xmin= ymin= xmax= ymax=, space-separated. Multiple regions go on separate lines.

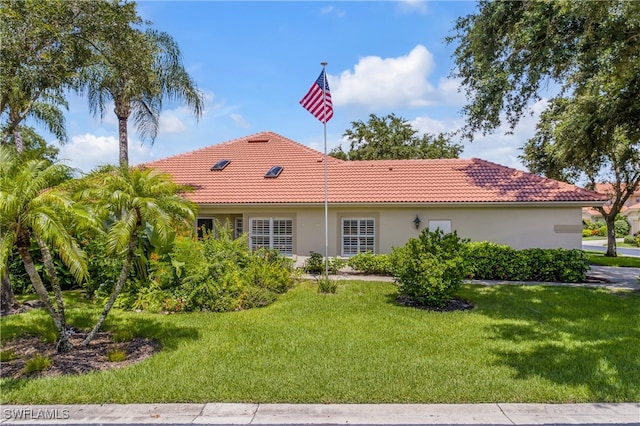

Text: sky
xmin=49 ymin=1 xmax=548 ymax=173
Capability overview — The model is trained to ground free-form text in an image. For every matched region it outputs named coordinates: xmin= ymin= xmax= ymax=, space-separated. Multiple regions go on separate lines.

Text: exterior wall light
xmin=413 ymin=215 xmax=421 ymax=229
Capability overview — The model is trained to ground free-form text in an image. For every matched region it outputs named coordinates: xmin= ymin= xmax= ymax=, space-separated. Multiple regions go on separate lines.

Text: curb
xmin=1 ymin=403 xmax=639 ymax=425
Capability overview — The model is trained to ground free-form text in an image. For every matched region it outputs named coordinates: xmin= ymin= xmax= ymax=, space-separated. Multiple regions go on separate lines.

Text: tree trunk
xmin=17 ymin=232 xmax=72 ymax=352
xmin=82 ymin=235 xmax=136 ymax=346
xmin=1 ymin=268 xmax=18 ymax=314
xmin=118 ymin=115 xmax=129 ymax=168
xmin=13 ymin=126 xmax=24 ymax=154
xmin=605 ymin=214 xmax=617 ymax=257
xmin=35 ymin=235 xmax=66 ymax=328
xmin=1 ymin=126 xmax=24 ymax=312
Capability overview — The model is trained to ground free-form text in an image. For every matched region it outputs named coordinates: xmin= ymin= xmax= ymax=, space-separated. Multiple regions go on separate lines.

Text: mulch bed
xmin=396 ymin=294 xmax=474 ymax=312
xmin=1 ymin=331 xmax=159 ymax=380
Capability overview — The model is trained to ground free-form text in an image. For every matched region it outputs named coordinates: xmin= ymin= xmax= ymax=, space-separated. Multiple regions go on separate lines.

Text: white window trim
xmin=249 ymin=217 xmax=293 ymax=256
xmin=341 ymin=217 xmax=376 ymax=257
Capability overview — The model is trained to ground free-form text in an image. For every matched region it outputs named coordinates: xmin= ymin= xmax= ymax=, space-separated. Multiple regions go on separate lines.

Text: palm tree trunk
xmin=35 ymin=235 xmax=66 ymax=327
xmin=82 ymin=235 xmax=136 ymax=346
xmin=118 ymin=115 xmax=129 ymax=168
xmin=1 ymin=269 xmax=18 ymax=313
xmin=1 ymin=126 xmax=24 ymax=313
xmin=17 ymin=233 xmax=72 ymax=352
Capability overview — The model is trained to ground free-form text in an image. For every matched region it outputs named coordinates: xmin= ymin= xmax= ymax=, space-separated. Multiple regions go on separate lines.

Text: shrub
xmin=347 ymin=252 xmax=392 ymax=275
xmin=390 ymin=229 xmax=467 ymax=307
xmin=106 ymin=349 xmax=127 ymax=362
xmin=317 ymin=276 xmax=338 ymax=294
xmin=582 ymin=229 xmax=592 ymax=238
xmin=615 ymin=217 xmax=631 ymax=237
xmin=465 ymin=241 xmax=529 ymax=281
xmin=623 ymin=235 xmax=637 ymax=245
xmin=0 ymin=349 xmax=17 ymax=362
xmin=238 ymin=286 xmax=277 ymax=309
xmin=303 ymin=252 xmax=346 ymax=275
xmin=465 ymin=243 xmax=590 ymax=283
xmin=245 ymin=248 xmax=294 ymax=293
xmin=113 ymin=222 xmax=295 ymax=313
xmin=22 ymin=355 xmax=52 ymax=375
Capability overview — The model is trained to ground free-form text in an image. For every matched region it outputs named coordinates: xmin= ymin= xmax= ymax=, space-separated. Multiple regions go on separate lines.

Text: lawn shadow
xmin=471 ymin=284 xmax=640 ymax=400
xmin=1 ymin=304 xmax=200 ymax=352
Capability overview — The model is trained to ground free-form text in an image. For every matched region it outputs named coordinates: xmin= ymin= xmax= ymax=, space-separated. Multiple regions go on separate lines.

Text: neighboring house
xmin=145 ymin=131 xmax=607 ymax=258
xmin=582 ymin=183 xmax=640 ymax=235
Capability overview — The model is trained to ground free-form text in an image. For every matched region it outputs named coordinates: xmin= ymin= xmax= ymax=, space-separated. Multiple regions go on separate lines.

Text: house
xmin=582 ymin=183 xmax=640 ymax=235
xmin=144 ymin=131 xmax=607 ymax=257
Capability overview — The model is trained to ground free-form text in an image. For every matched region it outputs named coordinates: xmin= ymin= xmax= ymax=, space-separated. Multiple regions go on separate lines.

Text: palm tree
xmin=76 ymin=166 xmax=196 ymax=345
xmin=0 ymin=146 xmax=90 ymax=352
xmin=79 ymin=17 xmax=204 ymax=168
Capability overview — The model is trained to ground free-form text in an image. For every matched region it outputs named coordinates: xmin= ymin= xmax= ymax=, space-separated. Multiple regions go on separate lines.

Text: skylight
xmin=264 ymin=165 xmax=283 ymax=178
xmin=210 ymin=159 xmax=231 ymax=171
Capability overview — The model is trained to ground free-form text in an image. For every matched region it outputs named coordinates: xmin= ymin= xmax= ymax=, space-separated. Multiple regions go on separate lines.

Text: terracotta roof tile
xmin=143 ymin=131 xmax=608 ymax=205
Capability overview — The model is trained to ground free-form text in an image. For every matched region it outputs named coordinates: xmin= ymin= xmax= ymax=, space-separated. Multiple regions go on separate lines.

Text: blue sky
xmin=53 ymin=1 xmax=547 ymax=173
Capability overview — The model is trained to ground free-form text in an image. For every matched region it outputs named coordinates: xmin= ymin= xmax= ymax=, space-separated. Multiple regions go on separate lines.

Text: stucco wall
xmin=197 ymin=204 xmax=584 ymax=257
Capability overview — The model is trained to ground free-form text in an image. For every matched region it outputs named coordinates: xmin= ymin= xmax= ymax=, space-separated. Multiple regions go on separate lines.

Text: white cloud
xmin=320 ymin=5 xmax=346 ymax=17
xmin=158 ymin=110 xmax=188 ymax=135
xmin=331 ymin=45 xmax=465 ymax=110
xmin=408 ymin=99 xmax=549 ymax=170
xmin=57 ymin=133 xmax=155 ymax=173
xmin=230 ymin=113 xmax=250 ymax=128
xmin=396 ymin=0 xmax=429 ymax=15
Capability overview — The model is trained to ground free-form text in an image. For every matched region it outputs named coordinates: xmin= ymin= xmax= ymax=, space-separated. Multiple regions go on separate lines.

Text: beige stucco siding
xmin=196 ymin=204 xmax=584 ymax=256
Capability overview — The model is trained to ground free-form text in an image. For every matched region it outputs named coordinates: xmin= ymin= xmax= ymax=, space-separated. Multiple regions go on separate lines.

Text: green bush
xmin=465 ymin=243 xmax=590 ymax=283
xmin=623 ymin=234 xmax=637 ymax=245
xmin=239 ymin=286 xmax=278 ymax=309
xmin=303 ymin=252 xmax=346 ymax=274
xmin=22 ymin=355 xmax=51 ymax=375
xmin=465 ymin=241 xmax=529 ymax=281
xmin=347 ymin=252 xmax=392 ymax=275
xmin=115 ymin=223 xmax=295 ymax=313
xmin=317 ymin=276 xmax=338 ymax=294
xmin=106 ymin=349 xmax=127 ymax=362
xmin=0 ymin=349 xmax=17 ymax=362
xmin=615 ymin=218 xmax=631 ymax=237
xmin=582 ymin=229 xmax=592 ymax=238
xmin=390 ymin=229 xmax=467 ymax=307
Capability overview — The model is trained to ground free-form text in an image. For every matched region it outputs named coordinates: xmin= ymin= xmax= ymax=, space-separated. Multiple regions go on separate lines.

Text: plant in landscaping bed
xmin=317 ymin=275 xmax=338 ymax=294
xmin=303 ymin=252 xmax=346 ymax=274
xmin=106 ymin=349 xmax=127 ymax=362
xmin=390 ymin=229 xmax=467 ymax=307
xmin=22 ymin=355 xmax=52 ymax=375
xmin=0 ymin=349 xmax=17 ymax=362
xmin=347 ymin=252 xmax=392 ymax=275
xmin=466 ymin=242 xmax=590 ymax=283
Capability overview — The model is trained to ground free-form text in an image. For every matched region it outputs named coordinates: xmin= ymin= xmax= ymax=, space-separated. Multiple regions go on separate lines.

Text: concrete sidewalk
xmin=1 ymin=403 xmax=639 ymax=425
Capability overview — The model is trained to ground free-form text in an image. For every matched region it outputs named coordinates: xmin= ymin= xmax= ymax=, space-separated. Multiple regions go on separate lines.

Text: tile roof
xmin=143 ymin=131 xmax=608 ymax=205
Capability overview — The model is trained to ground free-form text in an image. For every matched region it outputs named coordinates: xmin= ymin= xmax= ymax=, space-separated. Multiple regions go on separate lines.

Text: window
xmin=210 ymin=159 xmax=231 ymax=171
xmin=249 ymin=218 xmax=293 ymax=255
xmin=196 ymin=218 xmax=214 ymax=238
xmin=342 ymin=218 xmax=375 ymax=256
xmin=234 ymin=216 xmax=243 ymax=239
xmin=264 ymin=166 xmax=283 ymax=178
xmin=428 ymin=220 xmax=451 ymax=234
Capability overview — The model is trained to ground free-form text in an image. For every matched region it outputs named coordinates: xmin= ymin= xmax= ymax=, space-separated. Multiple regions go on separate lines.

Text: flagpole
xmin=321 ymin=62 xmax=329 ymax=277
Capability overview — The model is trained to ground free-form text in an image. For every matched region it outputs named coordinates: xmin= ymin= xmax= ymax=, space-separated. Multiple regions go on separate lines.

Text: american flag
xmin=299 ymin=69 xmax=333 ymax=123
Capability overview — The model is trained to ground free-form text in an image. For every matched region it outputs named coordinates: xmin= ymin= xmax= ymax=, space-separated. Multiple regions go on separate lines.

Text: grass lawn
xmin=1 ymin=281 xmax=639 ymax=404
xmin=587 ymin=252 xmax=640 ymax=268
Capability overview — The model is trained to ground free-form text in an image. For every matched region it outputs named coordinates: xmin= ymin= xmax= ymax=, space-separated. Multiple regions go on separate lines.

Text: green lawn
xmin=587 ymin=252 xmax=640 ymax=268
xmin=1 ymin=281 xmax=639 ymax=404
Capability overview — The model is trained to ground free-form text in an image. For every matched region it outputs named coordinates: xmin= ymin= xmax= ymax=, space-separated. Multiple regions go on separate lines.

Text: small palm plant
xmin=75 ymin=165 xmax=197 ymax=346
xmin=0 ymin=146 xmax=92 ymax=352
